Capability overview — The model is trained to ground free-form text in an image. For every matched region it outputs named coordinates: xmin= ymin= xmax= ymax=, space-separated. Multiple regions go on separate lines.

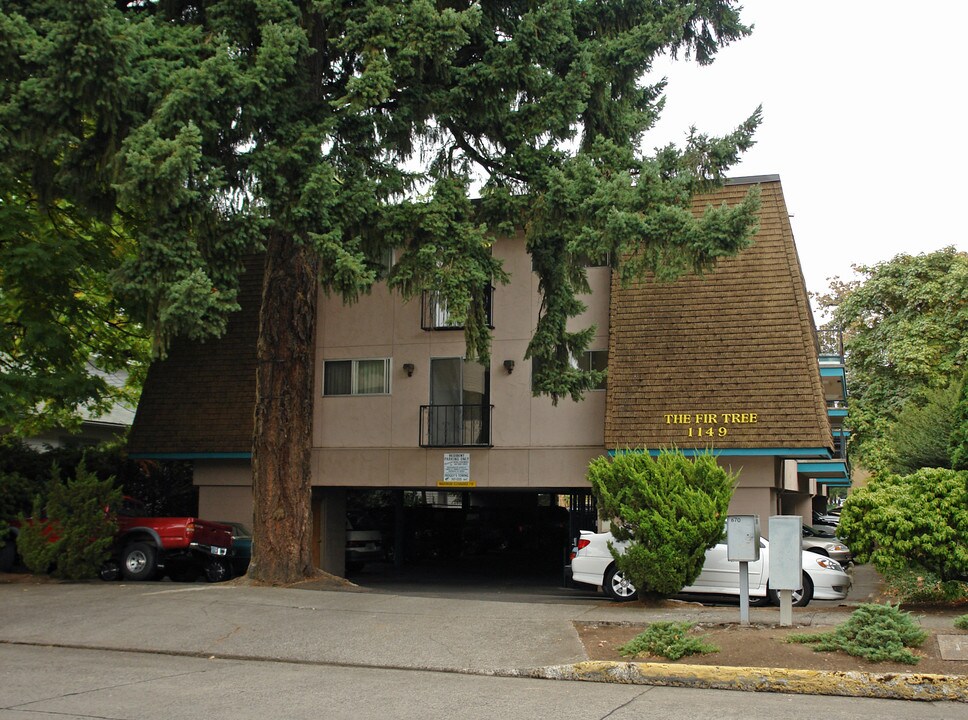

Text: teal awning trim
xmin=797 ymin=459 xmax=849 ymax=480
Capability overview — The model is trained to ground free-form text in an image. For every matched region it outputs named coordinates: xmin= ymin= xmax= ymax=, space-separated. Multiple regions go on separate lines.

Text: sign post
xmin=726 ymin=515 xmax=760 ymax=626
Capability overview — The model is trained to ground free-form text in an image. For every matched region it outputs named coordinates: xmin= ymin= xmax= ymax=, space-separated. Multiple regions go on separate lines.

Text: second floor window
xmin=323 ymin=359 xmax=391 ymax=396
xmin=421 ymin=286 xmax=494 ymax=330
xmin=532 ymin=350 xmax=608 ymax=392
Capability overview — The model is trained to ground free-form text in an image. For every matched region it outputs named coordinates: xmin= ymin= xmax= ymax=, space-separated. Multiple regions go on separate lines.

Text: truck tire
xmin=99 ymin=560 xmax=120 ymax=581
xmin=121 ymin=542 xmax=157 ymax=581
xmin=204 ymin=557 xmax=231 ymax=583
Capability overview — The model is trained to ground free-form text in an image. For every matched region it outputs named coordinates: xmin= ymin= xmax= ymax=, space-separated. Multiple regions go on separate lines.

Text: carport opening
xmin=341 ymin=488 xmax=597 ymax=589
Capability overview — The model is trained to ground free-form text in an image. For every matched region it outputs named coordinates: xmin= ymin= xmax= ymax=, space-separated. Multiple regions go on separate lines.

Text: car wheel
xmin=99 ymin=560 xmax=120 ymax=581
xmin=205 ymin=558 xmax=232 ymax=583
xmin=121 ymin=542 xmax=157 ymax=581
xmin=603 ymin=564 xmax=638 ymax=602
xmin=769 ymin=572 xmax=814 ymax=607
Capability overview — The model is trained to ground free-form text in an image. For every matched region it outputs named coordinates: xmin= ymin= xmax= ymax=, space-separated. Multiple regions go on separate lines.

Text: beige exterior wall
xmin=195 ymin=459 xmax=253 ymax=526
xmin=311 ymin=234 xmax=609 ymax=487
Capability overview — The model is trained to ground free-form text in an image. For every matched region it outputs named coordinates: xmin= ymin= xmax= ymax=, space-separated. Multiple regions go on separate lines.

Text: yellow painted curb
xmin=528 ymin=661 xmax=968 ymax=702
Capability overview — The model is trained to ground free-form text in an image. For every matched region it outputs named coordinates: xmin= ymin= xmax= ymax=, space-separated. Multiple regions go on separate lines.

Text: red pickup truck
xmin=3 ymin=497 xmax=234 ymax=582
xmin=103 ymin=497 xmax=235 ymax=582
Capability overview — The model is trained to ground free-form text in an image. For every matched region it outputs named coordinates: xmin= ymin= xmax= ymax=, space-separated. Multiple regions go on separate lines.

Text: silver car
xmin=802 ymin=524 xmax=851 ymax=564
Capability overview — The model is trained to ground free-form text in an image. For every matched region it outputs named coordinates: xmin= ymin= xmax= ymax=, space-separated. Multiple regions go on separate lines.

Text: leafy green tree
xmin=587 ymin=451 xmax=737 ymax=595
xmin=0 ymin=176 xmax=149 ymax=435
xmin=837 ymin=468 xmax=968 ymax=583
xmin=17 ymin=462 xmax=121 ymax=580
xmin=3 ymin=1 xmax=760 ymax=584
xmin=815 ymin=247 xmax=968 ymax=473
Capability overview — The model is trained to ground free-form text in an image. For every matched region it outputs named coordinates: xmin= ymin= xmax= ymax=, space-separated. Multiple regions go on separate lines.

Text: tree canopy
xmin=2 ymin=0 xmax=762 ymax=583
xmin=815 ymin=247 xmax=968 ymax=473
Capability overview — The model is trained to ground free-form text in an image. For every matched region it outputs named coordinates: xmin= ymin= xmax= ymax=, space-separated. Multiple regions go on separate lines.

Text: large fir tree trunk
xmin=248 ymin=230 xmax=319 ymax=584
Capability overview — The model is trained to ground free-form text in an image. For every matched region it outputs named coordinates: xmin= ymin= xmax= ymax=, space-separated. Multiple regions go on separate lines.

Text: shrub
xmin=882 ymin=567 xmax=968 ymax=605
xmin=787 ymin=603 xmax=928 ymax=664
xmin=17 ymin=462 xmax=121 ymax=580
xmin=587 ymin=450 xmax=736 ymax=596
xmin=955 ymin=615 xmax=968 ymax=630
xmin=617 ymin=622 xmax=719 ymax=661
xmin=837 ymin=467 xmax=968 ymax=582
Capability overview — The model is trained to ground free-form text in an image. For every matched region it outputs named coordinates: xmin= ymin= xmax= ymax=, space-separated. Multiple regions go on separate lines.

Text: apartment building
xmin=128 ymin=174 xmax=848 ymax=578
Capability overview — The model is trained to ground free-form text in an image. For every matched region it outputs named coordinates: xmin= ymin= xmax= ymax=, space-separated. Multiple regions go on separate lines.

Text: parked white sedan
xmin=570 ymin=531 xmax=851 ymax=607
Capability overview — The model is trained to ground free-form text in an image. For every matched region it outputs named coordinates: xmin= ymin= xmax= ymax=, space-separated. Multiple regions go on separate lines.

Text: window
xmin=421 ymin=286 xmax=494 ymax=330
xmin=323 ymin=359 xmax=391 ymax=396
xmin=578 ymin=350 xmax=608 ymax=390
xmin=531 ymin=350 xmax=608 ymax=391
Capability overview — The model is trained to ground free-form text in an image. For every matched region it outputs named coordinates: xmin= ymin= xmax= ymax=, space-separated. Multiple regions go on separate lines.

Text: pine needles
xmin=617 ymin=621 xmax=719 ymax=661
xmin=787 ymin=603 xmax=928 ymax=664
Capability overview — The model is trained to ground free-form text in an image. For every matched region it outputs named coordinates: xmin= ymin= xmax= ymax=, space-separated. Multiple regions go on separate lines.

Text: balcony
xmin=419 ymin=404 xmax=493 ymax=447
xmin=421 ymin=286 xmax=493 ymax=331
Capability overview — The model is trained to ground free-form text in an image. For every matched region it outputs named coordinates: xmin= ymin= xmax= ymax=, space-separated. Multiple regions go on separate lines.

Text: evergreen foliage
xmin=787 ymin=604 xmax=928 ymax=665
xmin=587 ymin=450 xmax=736 ymax=595
xmin=3 ymin=0 xmax=762 ymax=583
xmin=16 ymin=462 xmax=121 ymax=580
xmin=951 ymin=370 xmax=968 ymax=471
xmin=883 ymin=380 xmax=962 ymax=474
xmin=837 ymin=468 xmax=968 ymax=582
xmin=617 ymin=621 xmax=719 ymax=661
xmin=955 ymin=615 xmax=968 ymax=630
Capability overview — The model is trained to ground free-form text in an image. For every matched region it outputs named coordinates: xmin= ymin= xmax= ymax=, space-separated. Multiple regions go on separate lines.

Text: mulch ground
xmin=576 ymin=617 xmax=968 ymax=676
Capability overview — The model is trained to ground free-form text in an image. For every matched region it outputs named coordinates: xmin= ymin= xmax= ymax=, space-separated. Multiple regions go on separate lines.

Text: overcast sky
xmin=645 ymin=0 xmax=967 ymax=297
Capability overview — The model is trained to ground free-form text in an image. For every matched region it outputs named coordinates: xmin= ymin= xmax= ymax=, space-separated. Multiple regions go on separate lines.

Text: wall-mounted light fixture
xmin=503 ymin=360 xmax=515 ymax=374
xmin=403 ymin=363 xmax=415 ymax=377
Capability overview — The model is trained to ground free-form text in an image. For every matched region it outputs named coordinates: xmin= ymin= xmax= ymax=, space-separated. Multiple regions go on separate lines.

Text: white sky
xmin=645 ymin=0 xmax=967 ymax=297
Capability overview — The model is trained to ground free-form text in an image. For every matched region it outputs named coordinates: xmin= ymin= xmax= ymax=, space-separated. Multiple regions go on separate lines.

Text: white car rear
xmin=570 ymin=531 xmax=851 ymax=607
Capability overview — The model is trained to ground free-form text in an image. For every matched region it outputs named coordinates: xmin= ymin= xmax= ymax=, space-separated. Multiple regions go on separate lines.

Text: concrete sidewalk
xmin=0 ymin=571 xmax=965 ymax=703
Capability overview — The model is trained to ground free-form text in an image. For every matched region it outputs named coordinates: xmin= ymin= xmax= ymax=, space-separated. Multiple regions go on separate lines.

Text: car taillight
xmin=185 ymin=520 xmax=195 ymax=535
xmin=576 ymin=538 xmax=591 ymax=551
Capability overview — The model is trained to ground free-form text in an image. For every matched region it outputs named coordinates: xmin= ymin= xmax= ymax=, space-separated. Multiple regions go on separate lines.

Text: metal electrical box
xmin=768 ymin=515 xmax=803 ymax=590
xmin=726 ymin=515 xmax=760 ymax=562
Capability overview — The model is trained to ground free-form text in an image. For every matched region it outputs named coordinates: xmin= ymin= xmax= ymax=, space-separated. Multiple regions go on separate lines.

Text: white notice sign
xmin=442 ymin=453 xmax=470 ymax=483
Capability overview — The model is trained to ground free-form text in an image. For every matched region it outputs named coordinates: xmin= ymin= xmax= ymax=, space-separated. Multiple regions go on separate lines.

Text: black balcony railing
xmin=419 ymin=404 xmax=493 ymax=447
xmin=421 ymin=286 xmax=493 ymax=331
xmin=817 ymin=327 xmax=844 ymax=358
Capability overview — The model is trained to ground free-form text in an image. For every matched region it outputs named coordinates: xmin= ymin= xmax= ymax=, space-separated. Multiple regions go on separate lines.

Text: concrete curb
xmin=522 ymin=661 xmax=968 ymax=703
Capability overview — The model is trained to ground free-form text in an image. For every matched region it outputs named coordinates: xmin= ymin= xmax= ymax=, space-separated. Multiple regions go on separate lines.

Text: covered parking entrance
xmin=311 ymin=488 xmax=598 ymax=589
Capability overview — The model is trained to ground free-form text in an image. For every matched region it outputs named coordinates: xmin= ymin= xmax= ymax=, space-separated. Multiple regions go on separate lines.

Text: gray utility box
xmin=726 ymin=515 xmax=760 ymax=562
xmin=768 ymin=515 xmax=803 ymax=589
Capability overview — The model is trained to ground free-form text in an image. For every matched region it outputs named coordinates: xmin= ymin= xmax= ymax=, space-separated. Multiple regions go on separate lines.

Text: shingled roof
xmin=604 ymin=175 xmax=832 ymax=453
xmin=127 ymin=255 xmax=262 ymax=456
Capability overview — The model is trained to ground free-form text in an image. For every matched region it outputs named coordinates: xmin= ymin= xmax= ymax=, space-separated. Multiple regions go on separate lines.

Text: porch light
xmin=503 ymin=360 xmax=515 ymax=374
xmin=403 ymin=363 xmax=415 ymax=377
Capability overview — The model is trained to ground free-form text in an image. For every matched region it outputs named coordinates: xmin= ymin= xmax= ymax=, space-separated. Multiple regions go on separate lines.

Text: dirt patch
xmin=576 ymin=620 xmax=968 ymax=676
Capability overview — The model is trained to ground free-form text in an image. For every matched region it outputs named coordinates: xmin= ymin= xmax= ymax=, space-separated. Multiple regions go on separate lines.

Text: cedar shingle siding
xmin=127 ymin=255 xmax=262 ymax=455
xmin=604 ymin=177 xmax=832 ymax=452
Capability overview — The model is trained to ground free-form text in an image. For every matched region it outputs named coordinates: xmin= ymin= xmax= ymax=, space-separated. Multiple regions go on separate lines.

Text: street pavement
xmin=0 ymin=564 xmax=965 ymax=712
